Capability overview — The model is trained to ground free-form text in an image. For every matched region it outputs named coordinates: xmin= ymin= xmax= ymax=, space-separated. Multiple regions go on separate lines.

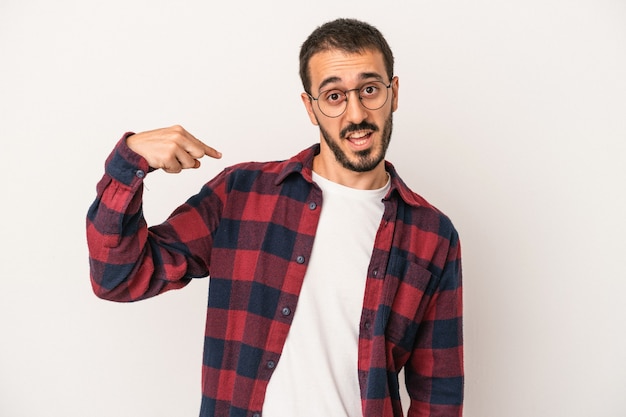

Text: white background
xmin=1 ymin=1 xmax=625 ymax=416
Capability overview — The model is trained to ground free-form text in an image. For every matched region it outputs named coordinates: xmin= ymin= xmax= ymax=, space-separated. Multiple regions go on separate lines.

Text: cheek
xmin=318 ymin=118 xmax=342 ymax=139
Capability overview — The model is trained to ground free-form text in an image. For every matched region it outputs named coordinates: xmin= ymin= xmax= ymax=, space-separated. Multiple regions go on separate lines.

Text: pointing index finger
xmin=183 ymin=130 xmax=222 ymax=160
xmin=203 ymin=144 xmax=222 ymax=159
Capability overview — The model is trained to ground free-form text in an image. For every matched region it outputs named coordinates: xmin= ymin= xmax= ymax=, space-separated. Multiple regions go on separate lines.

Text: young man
xmin=87 ymin=18 xmax=463 ymax=417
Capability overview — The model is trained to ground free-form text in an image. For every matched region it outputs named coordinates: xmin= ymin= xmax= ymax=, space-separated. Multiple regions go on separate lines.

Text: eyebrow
xmin=317 ymin=72 xmax=385 ymax=92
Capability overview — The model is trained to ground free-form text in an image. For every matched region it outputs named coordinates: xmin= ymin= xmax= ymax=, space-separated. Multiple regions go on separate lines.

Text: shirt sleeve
xmin=406 ymin=226 xmax=464 ymax=417
xmin=86 ymin=133 xmax=223 ymax=302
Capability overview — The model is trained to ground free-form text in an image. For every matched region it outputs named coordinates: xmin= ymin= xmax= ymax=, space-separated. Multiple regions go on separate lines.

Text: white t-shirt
xmin=262 ymin=172 xmax=389 ymax=417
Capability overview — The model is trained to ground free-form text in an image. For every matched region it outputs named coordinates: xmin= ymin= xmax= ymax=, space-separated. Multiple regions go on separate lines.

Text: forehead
xmin=308 ymin=48 xmax=387 ymax=93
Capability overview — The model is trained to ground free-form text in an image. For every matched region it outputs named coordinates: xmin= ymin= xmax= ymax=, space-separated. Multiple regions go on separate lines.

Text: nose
xmin=344 ymin=90 xmax=368 ymax=124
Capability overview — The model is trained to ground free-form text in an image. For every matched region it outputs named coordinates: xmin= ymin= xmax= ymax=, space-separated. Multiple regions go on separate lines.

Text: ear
xmin=301 ymin=92 xmax=319 ymax=126
xmin=391 ymin=76 xmax=399 ymax=112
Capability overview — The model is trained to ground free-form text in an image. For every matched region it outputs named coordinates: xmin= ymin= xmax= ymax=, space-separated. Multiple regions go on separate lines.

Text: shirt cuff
xmin=104 ymin=132 xmax=152 ymax=187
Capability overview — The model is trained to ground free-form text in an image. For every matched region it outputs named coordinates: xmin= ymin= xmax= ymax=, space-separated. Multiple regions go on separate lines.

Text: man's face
xmin=302 ymin=48 xmax=399 ymax=174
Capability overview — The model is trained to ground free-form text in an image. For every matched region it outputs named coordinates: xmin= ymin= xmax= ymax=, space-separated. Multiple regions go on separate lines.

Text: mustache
xmin=340 ymin=122 xmax=379 ymax=139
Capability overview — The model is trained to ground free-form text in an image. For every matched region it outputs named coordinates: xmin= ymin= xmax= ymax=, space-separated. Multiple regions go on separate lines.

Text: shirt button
xmin=281 ymin=307 xmax=291 ymax=316
xmin=308 ymin=202 xmax=317 ymax=210
xmin=267 ymin=360 xmax=276 ymax=369
xmin=253 ymin=414 xmax=261 ymax=417
xmin=372 ymin=269 xmax=378 ymax=277
xmin=296 ymin=255 xmax=305 ymax=264
xmin=364 ymin=321 xmax=371 ymax=330
xmin=135 ymin=169 xmax=145 ymax=179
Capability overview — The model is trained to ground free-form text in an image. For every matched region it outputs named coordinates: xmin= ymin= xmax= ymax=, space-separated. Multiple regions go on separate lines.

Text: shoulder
xmin=386 ymin=161 xmax=459 ymax=242
xmin=216 ymin=145 xmax=318 ymax=191
xmin=217 ymin=159 xmax=288 ymax=191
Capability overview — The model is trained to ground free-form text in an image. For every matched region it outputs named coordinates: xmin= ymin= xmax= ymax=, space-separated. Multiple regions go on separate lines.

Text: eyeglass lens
xmin=316 ymin=81 xmax=390 ymax=118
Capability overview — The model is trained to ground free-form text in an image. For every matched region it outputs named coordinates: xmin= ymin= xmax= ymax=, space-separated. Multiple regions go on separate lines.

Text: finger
xmin=162 ymin=160 xmax=183 ymax=174
xmin=185 ymin=137 xmax=222 ymax=160
xmin=174 ymin=148 xmax=201 ymax=170
xmin=159 ymin=150 xmax=195 ymax=174
xmin=203 ymin=143 xmax=222 ymax=159
xmin=179 ymin=134 xmax=221 ymax=160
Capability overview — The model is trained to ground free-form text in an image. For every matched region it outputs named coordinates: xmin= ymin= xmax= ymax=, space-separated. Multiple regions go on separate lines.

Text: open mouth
xmin=345 ymin=130 xmax=373 ymax=146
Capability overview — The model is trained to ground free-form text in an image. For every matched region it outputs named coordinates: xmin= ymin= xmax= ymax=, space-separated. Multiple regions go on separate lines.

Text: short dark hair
xmin=299 ymin=18 xmax=395 ymax=94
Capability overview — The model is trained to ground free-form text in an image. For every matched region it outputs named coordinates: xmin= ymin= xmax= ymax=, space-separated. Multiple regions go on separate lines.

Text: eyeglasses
xmin=307 ymin=80 xmax=392 ymax=118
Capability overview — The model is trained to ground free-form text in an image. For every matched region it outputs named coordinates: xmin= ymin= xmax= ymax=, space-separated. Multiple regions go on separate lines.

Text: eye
xmin=322 ymin=90 xmax=345 ymax=106
xmin=360 ymin=84 xmax=379 ymax=98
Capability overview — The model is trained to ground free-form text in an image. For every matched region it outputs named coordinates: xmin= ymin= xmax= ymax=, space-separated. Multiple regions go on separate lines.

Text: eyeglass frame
xmin=306 ymin=80 xmax=393 ymax=118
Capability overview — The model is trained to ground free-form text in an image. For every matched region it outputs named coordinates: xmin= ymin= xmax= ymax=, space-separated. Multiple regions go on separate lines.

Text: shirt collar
xmin=276 ymin=144 xmax=427 ymax=209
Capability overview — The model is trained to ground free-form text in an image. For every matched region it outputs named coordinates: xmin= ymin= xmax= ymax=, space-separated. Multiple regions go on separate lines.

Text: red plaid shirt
xmin=87 ymin=134 xmax=464 ymax=417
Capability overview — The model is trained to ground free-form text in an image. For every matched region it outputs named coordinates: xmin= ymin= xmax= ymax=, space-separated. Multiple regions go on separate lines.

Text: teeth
xmin=348 ymin=131 xmax=369 ymax=139
xmin=346 ymin=131 xmax=370 ymax=146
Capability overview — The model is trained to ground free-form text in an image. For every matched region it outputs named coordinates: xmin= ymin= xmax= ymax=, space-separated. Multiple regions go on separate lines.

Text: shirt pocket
xmin=382 ymin=255 xmax=437 ymax=347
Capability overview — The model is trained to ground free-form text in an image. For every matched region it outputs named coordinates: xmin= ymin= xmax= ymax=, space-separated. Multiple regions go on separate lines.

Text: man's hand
xmin=126 ymin=125 xmax=222 ymax=173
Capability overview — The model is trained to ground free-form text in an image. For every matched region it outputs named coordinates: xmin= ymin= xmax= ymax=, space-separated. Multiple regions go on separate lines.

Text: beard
xmin=318 ymin=111 xmax=393 ymax=173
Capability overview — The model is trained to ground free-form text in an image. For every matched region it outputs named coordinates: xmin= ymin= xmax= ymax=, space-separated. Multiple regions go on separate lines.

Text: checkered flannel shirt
xmin=87 ymin=134 xmax=464 ymax=417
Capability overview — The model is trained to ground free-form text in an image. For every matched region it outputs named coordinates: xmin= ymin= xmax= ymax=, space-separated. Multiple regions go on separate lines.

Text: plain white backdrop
xmin=1 ymin=1 xmax=625 ymax=416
